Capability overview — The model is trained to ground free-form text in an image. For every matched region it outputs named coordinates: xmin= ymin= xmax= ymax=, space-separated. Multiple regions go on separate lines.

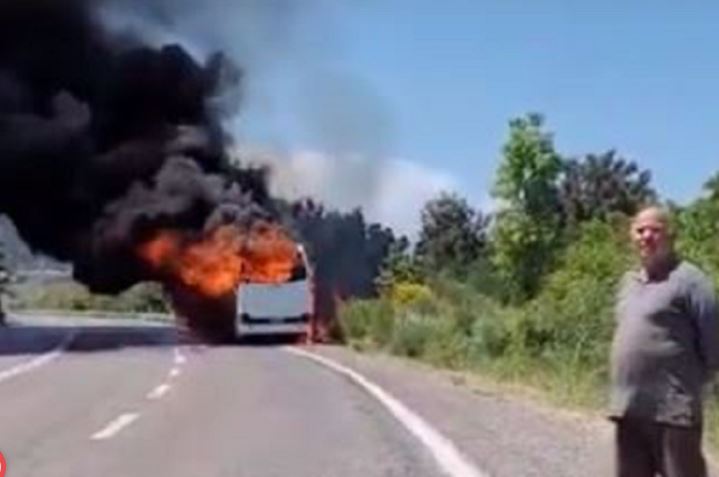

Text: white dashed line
xmin=286 ymin=347 xmax=489 ymax=477
xmin=173 ymin=348 xmax=187 ymax=365
xmin=147 ymin=383 xmax=172 ymax=400
xmin=0 ymin=332 xmax=75 ymax=384
xmin=93 ymin=346 xmax=181 ymax=441
xmin=91 ymin=413 xmax=139 ymax=440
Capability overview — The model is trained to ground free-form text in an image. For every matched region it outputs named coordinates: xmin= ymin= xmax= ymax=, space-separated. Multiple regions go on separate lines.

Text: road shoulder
xmin=305 ymin=345 xmax=614 ymax=477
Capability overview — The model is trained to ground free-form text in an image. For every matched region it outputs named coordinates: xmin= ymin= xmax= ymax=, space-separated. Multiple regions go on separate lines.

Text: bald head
xmin=631 ymin=206 xmax=675 ymax=267
xmin=633 ymin=206 xmax=671 ymax=228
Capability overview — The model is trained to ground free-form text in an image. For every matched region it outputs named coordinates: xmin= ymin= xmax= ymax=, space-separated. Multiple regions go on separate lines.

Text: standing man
xmin=610 ymin=206 xmax=719 ymax=477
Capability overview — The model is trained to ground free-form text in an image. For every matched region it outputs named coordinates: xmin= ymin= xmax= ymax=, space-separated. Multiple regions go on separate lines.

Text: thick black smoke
xmin=0 ymin=0 xmax=400 ymax=343
xmin=0 ymin=0 xmax=272 ymax=293
xmin=288 ymin=199 xmax=398 ymax=337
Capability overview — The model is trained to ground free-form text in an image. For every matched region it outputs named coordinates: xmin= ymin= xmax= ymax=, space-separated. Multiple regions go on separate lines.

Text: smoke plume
xmin=0 ymin=0 xmax=277 ymax=295
xmin=0 ymin=0 xmax=404 ymax=342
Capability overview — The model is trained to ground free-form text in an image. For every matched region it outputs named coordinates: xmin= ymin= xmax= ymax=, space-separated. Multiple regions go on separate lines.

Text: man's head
xmin=630 ymin=206 xmax=675 ymax=267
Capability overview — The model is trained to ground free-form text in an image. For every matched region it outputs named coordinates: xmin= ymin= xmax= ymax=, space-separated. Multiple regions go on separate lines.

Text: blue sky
xmin=234 ymin=1 xmax=719 ymax=211
xmin=117 ymin=1 xmax=719 ymax=233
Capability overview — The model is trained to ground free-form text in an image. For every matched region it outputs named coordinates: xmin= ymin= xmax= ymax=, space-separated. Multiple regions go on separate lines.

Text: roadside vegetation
xmin=339 ymin=113 xmax=719 ymax=448
xmin=6 ymin=279 xmax=168 ymax=315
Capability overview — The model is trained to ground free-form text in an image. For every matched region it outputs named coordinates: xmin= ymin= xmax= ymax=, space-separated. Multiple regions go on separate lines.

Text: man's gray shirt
xmin=610 ymin=260 xmax=719 ymax=427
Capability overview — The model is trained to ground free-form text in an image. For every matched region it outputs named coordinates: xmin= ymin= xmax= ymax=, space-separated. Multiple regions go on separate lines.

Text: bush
xmin=468 ymin=307 xmax=512 ymax=360
xmin=389 ymin=313 xmax=436 ymax=358
xmin=387 ymin=282 xmax=435 ymax=310
xmin=422 ymin=315 xmax=472 ymax=368
xmin=11 ymin=280 xmax=169 ymax=314
xmin=387 ymin=311 xmax=469 ymax=368
xmin=339 ymin=299 xmax=395 ymax=348
xmin=676 ymin=198 xmax=719 ymax=286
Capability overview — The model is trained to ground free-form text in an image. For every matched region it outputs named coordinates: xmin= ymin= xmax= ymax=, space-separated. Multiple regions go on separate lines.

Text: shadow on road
xmin=0 ymin=322 xmax=179 ymax=356
xmin=0 ymin=318 xmax=307 ymax=356
xmin=235 ymin=334 xmax=305 ymax=347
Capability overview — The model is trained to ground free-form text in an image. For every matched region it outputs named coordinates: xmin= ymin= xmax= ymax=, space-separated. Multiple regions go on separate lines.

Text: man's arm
xmin=688 ymin=274 xmax=719 ymax=377
xmin=614 ymin=271 xmax=633 ymax=322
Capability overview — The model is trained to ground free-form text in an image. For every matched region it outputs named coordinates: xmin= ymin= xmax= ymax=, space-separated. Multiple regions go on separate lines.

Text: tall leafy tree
xmin=415 ymin=192 xmax=488 ymax=275
xmin=493 ymin=113 xmax=563 ymax=217
xmin=375 ymin=236 xmax=424 ymax=292
xmin=559 ymin=150 xmax=657 ymax=226
xmin=491 ymin=113 xmax=563 ymax=300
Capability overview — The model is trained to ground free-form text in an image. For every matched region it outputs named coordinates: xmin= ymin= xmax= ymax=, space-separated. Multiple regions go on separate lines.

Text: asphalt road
xmin=0 ymin=315 xmax=440 ymax=477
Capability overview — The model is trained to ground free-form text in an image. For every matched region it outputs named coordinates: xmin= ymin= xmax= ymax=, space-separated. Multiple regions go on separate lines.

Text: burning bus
xmin=137 ymin=222 xmax=313 ymax=341
xmin=235 ymin=244 xmax=313 ymax=339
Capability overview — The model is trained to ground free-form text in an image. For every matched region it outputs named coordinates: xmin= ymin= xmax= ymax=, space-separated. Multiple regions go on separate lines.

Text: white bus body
xmin=235 ymin=246 xmax=312 ymax=337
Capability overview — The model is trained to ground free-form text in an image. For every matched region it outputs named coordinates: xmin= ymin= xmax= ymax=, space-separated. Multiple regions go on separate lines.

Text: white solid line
xmin=91 ymin=413 xmax=139 ymax=440
xmin=0 ymin=332 xmax=75 ymax=384
xmin=147 ymin=383 xmax=172 ymax=400
xmin=169 ymin=367 xmax=181 ymax=378
xmin=285 ymin=347 xmax=489 ymax=477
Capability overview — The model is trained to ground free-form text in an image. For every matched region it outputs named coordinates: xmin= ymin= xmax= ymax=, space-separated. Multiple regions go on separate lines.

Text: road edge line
xmin=285 ymin=346 xmax=489 ymax=477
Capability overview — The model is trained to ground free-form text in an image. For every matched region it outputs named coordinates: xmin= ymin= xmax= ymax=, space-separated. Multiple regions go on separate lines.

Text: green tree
xmin=703 ymin=171 xmax=719 ymax=201
xmin=414 ymin=192 xmax=488 ymax=276
xmin=376 ymin=236 xmax=424 ymax=290
xmin=559 ymin=150 xmax=656 ymax=226
xmin=493 ymin=113 xmax=563 ymax=216
xmin=675 ymin=191 xmax=719 ymax=282
xmin=491 ymin=113 xmax=563 ymax=300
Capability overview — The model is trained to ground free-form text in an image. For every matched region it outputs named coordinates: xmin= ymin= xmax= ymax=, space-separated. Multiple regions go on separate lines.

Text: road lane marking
xmin=286 ymin=347 xmax=489 ymax=477
xmin=91 ymin=413 xmax=139 ymax=440
xmin=169 ymin=367 xmax=181 ymax=378
xmin=147 ymin=383 xmax=172 ymax=400
xmin=173 ymin=348 xmax=187 ymax=365
xmin=0 ymin=332 xmax=75 ymax=384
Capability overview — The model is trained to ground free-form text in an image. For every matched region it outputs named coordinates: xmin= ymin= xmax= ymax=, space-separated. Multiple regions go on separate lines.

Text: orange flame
xmin=138 ymin=223 xmax=299 ymax=297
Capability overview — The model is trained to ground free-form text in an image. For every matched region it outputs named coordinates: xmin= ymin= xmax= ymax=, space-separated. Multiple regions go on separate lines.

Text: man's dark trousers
xmin=615 ymin=417 xmax=706 ymax=477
